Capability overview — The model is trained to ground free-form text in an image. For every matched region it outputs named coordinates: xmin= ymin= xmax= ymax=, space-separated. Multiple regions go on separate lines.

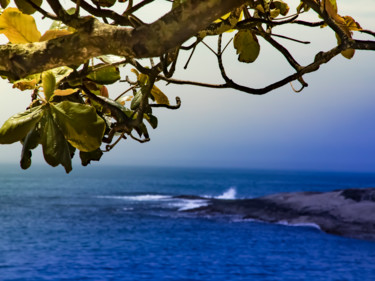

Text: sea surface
xmin=1 ymin=165 xmax=375 ymax=281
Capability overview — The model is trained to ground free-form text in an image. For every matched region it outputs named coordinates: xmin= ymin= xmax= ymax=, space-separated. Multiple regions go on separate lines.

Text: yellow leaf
xmin=130 ymin=68 xmax=140 ymax=77
xmin=0 ymin=7 xmax=41 ymax=43
xmin=335 ymin=33 xmax=355 ymax=59
xmin=12 ymin=74 xmax=40 ymax=91
xmin=342 ymin=16 xmax=362 ymax=31
xmin=39 ymin=29 xmax=72 ymax=42
xmin=53 ymin=89 xmax=79 ymax=97
xmin=151 ymin=85 xmax=169 ymax=105
xmin=341 ymin=48 xmax=355 ymax=59
xmin=13 ymin=79 xmax=37 ymax=91
xmin=116 ymin=95 xmax=133 ymax=106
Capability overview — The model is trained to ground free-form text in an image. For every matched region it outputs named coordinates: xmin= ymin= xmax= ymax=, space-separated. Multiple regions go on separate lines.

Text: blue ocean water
xmin=1 ymin=165 xmax=375 ymax=281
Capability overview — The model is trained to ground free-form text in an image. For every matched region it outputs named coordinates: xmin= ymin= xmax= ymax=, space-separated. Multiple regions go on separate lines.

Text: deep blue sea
xmin=1 ymin=165 xmax=375 ymax=281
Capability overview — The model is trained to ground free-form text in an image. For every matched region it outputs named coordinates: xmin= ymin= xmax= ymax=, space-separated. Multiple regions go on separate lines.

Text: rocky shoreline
xmin=180 ymin=188 xmax=375 ymax=241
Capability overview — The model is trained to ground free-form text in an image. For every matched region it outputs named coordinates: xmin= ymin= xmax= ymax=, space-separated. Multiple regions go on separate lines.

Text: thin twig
xmin=150 ymin=97 xmax=181 ymax=110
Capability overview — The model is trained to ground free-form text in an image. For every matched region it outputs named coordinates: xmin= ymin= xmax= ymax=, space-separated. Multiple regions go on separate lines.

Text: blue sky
xmin=0 ymin=1 xmax=374 ymax=172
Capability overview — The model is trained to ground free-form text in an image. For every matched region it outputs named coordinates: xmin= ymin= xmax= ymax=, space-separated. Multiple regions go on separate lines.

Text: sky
xmin=0 ymin=0 xmax=374 ymax=173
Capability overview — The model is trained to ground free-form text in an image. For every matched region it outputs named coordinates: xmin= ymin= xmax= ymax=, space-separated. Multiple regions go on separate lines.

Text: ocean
xmin=1 ymin=165 xmax=375 ymax=280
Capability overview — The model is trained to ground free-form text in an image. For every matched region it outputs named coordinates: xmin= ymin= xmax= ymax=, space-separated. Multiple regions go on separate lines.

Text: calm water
xmin=1 ymin=165 xmax=375 ymax=280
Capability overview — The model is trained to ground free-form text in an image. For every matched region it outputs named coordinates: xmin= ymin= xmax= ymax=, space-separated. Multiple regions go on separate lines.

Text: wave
xmin=96 ymin=187 xmax=238 ymax=212
xmin=215 ymin=187 xmax=237 ymax=199
xmin=97 ymin=195 xmax=171 ymax=201
xmin=277 ymin=220 xmax=322 ymax=230
xmin=171 ymin=199 xmax=209 ymax=211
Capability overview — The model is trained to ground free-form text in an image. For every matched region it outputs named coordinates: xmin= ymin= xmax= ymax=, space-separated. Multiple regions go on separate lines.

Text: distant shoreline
xmin=183 ymin=188 xmax=375 ymax=241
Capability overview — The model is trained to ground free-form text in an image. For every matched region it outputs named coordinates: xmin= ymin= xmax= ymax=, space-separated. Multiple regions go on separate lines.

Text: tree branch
xmin=0 ymin=0 xmax=247 ymax=79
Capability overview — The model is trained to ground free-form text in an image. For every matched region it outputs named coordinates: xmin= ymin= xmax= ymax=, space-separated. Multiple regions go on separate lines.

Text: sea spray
xmin=216 ymin=187 xmax=237 ymax=199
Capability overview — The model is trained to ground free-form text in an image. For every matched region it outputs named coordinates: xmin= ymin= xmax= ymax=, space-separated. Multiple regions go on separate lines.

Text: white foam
xmin=216 ymin=187 xmax=237 ymax=199
xmin=97 ymin=195 xmax=171 ymax=201
xmin=277 ymin=220 xmax=322 ymax=230
xmin=170 ymin=199 xmax=209 ymax=211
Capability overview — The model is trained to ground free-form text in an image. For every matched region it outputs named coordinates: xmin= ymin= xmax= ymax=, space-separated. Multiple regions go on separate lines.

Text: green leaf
xmin=144 ymin=114 xmax=158 ymax=129
xmin=131 ymin=91 xmax=143 ymax=110
xmin=50 ymin=101 xmax=105 ymax=152
xmin=98 ymin=55 xmax=125 ymax=64
xmin=233 ymin=30 xmax=260 ymax=63
xmin=40 ymin=111 xmax=72 ymax=173
xmin=96 ymin=95 xmax=133 ymax=121
xmin=20 ymin=122 xmax=42 ymax=169
xmin=87 ymin=65 xmax=121 ymax=85
xmin=79 ymin=148 xmax=103 ymax=166
xmin=0 ymin=0 xmax=10 ymax=9
xmin=14 ymin=0 xmax=42 ymax=15
xmin=42 ymin=71 xmax=56 ymax=101
xmin=296 ymin=2 xmax=310 ymax=13
xmin=50 ymin=66 xmax=74 ymax=85
xmin=272 ymin=0 xmax=289 ymax=16
xmin=135 ymin=123 xmax=149 ymax=138
xmin=91 ymin=0 xmax=116 ymax=7
xmin=0 ymin=105 xmax=44 ymax=144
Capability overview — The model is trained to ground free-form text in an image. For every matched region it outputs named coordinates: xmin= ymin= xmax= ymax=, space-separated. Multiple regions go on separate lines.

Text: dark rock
xmin=185 ymin=188 xmax=375 ymax=241
xmin=340 ymin=188 xmax=375 ymax=202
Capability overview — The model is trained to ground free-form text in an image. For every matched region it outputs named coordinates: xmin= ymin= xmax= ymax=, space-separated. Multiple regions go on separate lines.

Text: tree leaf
xmin=144 ymin=114 xmax=158 ymax=129
xmin=116 ymin=95 xmax=133 ymax=105
xmin=12 ymin=74 xmax=40 ymax=91
xmin=39 ymin=29 xmax=72 ymax=41
xmin=20 ymin=122 xmax=42 ymax=169
xmin=87 ymin=65 xmax=121 ymax=85
xmin=131 ymin=91 xmax=143 ymax=110
xmin=95 ymin=95 xmax=133 ymax=121
xmin=296 ymin=2 xmax=310 ymax=13
xmin=50 ymin=101 xmax=105 ymax=152
xmin=42 ymin=71 xmax=56 ymax=101
xmin=100 ymin=85 xmax=109 ymax=97
xmin=14 ymin=0 xmax=42 ymax=15
xmin=49 ymin=66 xmax=74 ymax=85
xmin=91 ymin=0 xmax=116 ymax=7
xmin=233 ymin=30 xmax=260 ymax=63
xmin=0 ymin=105 xmax=44 ymax=144
xmin=0 ymin=0 xmax=10 ymax=9
xmin=98 ymin=55 xmax=126 ymax=64
xmin=335 ymin=33 xmax=355 ymax=59
xmin=40 ymin=110 xmax=72 ymax=173
xmin=272 ymin=0 xmax=289 ymax=16
xmin=0 ymin=7 xmax=41 ymax=43
xmin=342 ymin=16 xmax=362 ymax=31
xmin=151 ymin=85 xmax=169 ymax=105
xmin=79 ymin=148 xmax=103 ymax=166
xmin=53 ymin=89 xmax=79 ymax=97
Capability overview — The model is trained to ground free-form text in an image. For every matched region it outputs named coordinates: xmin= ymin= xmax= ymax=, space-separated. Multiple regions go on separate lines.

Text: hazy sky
xmin=0 ymin=1 xmax=374 ymax=172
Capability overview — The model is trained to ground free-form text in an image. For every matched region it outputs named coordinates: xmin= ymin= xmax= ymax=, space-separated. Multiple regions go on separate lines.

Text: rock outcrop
xmin=183 ymin=188 xmax=375 ymax=241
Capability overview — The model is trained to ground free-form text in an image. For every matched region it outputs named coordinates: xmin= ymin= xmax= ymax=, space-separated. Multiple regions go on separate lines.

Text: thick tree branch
xmin=0 ymin=0 xmax=246 ymax=79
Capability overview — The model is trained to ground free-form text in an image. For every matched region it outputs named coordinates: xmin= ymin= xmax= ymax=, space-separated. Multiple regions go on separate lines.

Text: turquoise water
xmin=1 ymin=165 xmax=375 ymax=280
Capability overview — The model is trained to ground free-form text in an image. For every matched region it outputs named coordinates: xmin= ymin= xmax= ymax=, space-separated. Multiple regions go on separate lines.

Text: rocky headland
xmin=179 ymin=188 xmax=375 ymax=241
